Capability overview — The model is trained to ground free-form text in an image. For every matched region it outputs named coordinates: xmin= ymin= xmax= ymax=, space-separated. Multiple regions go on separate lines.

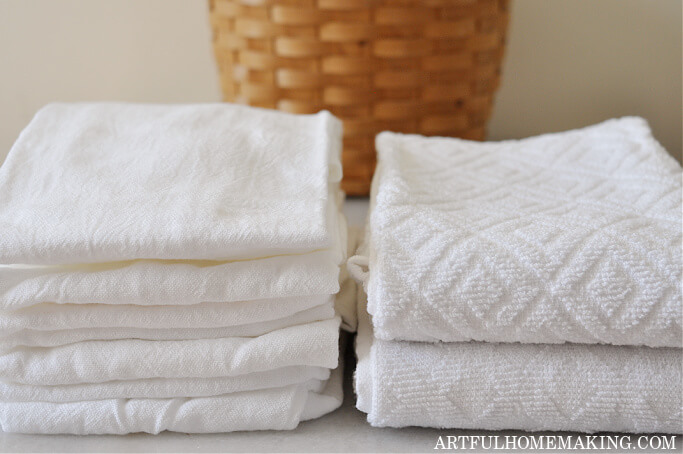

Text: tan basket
xmin=210 ymin=0 xmax=509 ymax=195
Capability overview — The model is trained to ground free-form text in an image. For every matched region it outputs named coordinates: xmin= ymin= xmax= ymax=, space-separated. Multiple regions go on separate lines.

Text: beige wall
xmin=0 ymin=0 xmax=220 ymax=165
xmin=0 ymin=0 xmax=681 ymax=165
xmin=489 ymin=0 xmax=682 ymax=162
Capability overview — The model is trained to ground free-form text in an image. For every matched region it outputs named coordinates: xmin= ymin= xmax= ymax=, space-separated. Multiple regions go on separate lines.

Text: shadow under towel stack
xmin=0 ymin=103 xmax=349 ymax=434
xmin=350 ymin=118 xmax=682 ymax=433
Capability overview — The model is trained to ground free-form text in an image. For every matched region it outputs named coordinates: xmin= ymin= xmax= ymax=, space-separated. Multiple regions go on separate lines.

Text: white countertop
xmin=1 ymin=199 xmax=678 ymax=453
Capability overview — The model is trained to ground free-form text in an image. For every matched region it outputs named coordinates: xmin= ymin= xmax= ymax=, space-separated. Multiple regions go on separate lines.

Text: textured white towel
xmin=0 ymin=366 xmax=329 ymax=402
xmin=0 ymin=365 xmax=344 ymax=434
xmin=0 ymin=303 xmax=334 ymax=350
xmin=355 ymin=293 xmax=683 ymax=434
xmin=0 ymin=317 xmax=340 ymax=385
xmin=353 ymin=118 xmax=682 ymax=347
xmin=0 ymin=103 xmax=342 ymax=265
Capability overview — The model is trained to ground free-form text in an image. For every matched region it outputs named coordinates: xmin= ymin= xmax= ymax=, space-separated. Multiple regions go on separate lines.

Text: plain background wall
xmin=0 ymin=0 xmax=681 ymax=165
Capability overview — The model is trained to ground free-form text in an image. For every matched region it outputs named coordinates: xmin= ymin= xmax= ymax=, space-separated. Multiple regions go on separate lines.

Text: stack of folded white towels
xmin=351 ymin=118 xmax=682 ymax=433
xmin=0 ymin=103 xmax=351 ymax=434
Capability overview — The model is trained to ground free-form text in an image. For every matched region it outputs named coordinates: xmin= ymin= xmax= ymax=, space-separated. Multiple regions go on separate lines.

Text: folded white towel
xmin=0 ymin=317 xmax=340 ymax=385
xmin=1 ymin=223 xmax=357 ymax=349
xmin=0 ymin=303 xmax=334 ymax=350
xmin=0 ymin=194 xmax=347 ymax=311
xmin=0 ymin=102 xmax=348 ymax=435
xmin=0 ymin=365 xmax=344 ymax=434
xmin=355 ymin=293 xmax=682 ymax=434
xmin=0 ymin=366 xmax=329 ymax=402
xmin=0 ymin=294 xmax=332 ymax=336
xmin=353 ymin=118 xmax=682 ymax=347
xmin=0 ymin=103 xmax=342 ymax=265
xmin=0 ymin=237 xmax=341 ymax=312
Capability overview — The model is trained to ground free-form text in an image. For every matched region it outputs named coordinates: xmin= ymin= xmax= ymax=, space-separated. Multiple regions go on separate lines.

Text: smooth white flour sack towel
xmin=0 ymin=295 xmax=334 ymax=343
xmin=0 ymin=190 xmax=347 ymax=311
xmin=0 ymin=318 xmax=340 ymax=385
xmin=0 ymin=365 xmax=344 ymax=435
xmin=0 ymin=103 xmax=348 ymax=434
xmin=0 ymin=228 xmax=344 ymax=311
xmin=351 ymin=117 xmax=682 ymax=347
xmin=0 ymin=366 xmax=331 ymax=402
xmin=0 ymin=303 xmax=335 ymax=350
xmin=0 ymin=105 xmax=346 ymax=324
xmin=0 ymin=103 xmax=342 ymax=265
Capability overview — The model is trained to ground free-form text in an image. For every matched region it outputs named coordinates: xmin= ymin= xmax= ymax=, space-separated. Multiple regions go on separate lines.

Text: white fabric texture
xmin=0 ymin=295 xmax=333 ymax=335
xmin=0 ymin=193 xmax=347 ymax=311
xmin=0 ymin=304 xmax=334 ymax=350
xmin=0 ymin=366 xmax=330 ymax=402
xmin=355 ymin=293 xmax=683 ymax=434
xmin=0 ymin=365 xmax=344 ymax=434
xmin=336 ymin=226 xmax=361 ymax=332
xmin=0 ymin=317 xmax=340 ymax=385
xmin=0 ymin=243 xmax=341 ymax=311
xmin=357 ymin=118 xmax=682 ymax=347
xmin=0 ymin=102 xmax=348 ymax=434
xmin=0 ymin=103 xmax=342 ymax=265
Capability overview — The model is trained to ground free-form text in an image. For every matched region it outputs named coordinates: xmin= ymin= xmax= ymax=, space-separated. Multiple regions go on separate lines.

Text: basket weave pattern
xmin=210 ymin=0 xmax=509 ymax=195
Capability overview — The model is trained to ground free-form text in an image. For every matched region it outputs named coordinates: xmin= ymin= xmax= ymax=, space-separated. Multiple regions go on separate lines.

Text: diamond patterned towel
xmin=353 ymin=118 xmax=681 ymax=347
xmin=355 ymin=292 xmax=683 ymax=433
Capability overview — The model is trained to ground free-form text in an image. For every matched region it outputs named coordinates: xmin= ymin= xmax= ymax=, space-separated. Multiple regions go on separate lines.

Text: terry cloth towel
xmin=0 ymin=364 xmax=344 ymax=434
xmin=0 ymin=103 xmax=342 ymax=265
xmin=355 ymin=293 xmax=683 ymax=434
xmin=0 ymin=317 xmax=340 ymax=385
xmin=350 ymin=118 xmax=682 ymax=347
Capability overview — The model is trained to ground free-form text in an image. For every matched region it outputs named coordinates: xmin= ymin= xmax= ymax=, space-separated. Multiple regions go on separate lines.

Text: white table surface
xmin=1 ymin=199 xmax=678 ymax=453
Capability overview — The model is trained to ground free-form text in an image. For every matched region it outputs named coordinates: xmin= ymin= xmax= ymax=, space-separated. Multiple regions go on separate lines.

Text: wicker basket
xmin=210 ymin=0 xmax=509 ymax=195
